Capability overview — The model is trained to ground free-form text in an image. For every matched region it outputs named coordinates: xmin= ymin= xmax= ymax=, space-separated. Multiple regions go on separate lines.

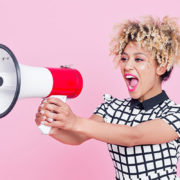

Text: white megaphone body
xmin=0 ymin=44 xmax=83 ymax=135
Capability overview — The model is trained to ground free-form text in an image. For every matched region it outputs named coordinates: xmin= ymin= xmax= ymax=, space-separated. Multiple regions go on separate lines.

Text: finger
xmin=35 ymin=118 xmax=42 ymax=126
xmin=41 ymin=98 xmax=48 ymax=104
xmin=40 ymin=98 xmax=69 ymax=114
xmin=40 ymin=109 xmax=59 ymax=120
xmin=37 ymin=99 xmax=47 ymax=111
xmin=38 ymin=106 xmax=42 ymax=112
xmin=36 ymin=113 xmax=46 ymax=121
xmin=35 ymin=116 xmax=45 ymax=126
xmin=46 ymin=117 xmax=54 ymax=123
xmin=41 ymin=120 xmax=65 ymax=128
xmin=40 ymin=104 xmax=66 ymax=117
xmin=46 ymin=97 xmax=66 ymax=107
xmin=36 ymin=112 xmax=45 ymax=119
xmin=43 ymin=103 xmax=60 ymax=113
xmin=38 ymin=102 xmax=47 ymax=112
xmin=35 ymin=118 xmax=40 ymax=126
xmin=42 ymin=98 xmax=47 ymax=103
xmin=39 ymin=98 xmax=49 ymax=109
xmin=36 ymin=112 xmax=54 ymax=124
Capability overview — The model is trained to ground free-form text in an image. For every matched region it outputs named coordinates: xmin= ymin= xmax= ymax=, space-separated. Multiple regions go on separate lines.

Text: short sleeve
xmin=161 ymin=105 xmax=180 ymax=137
xmin=93 ymin=94 xmax=114 ymax=118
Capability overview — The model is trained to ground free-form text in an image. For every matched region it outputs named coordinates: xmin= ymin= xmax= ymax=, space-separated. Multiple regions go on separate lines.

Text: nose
xmin=124 ymin=59 xmax=134 ymax=70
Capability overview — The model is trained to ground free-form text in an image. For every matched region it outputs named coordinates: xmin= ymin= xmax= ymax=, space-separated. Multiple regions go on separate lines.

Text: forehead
xmin=122 ymin=42 xmax=157 ymax=65
xmin=123 ymin=42 xmax=150 ymax=56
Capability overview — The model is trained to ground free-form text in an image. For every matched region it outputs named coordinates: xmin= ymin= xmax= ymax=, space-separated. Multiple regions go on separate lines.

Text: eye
xmin=120 ymin=57 xmax=128 ymax=62
xmin=135 ymin=58 xmax=143 ymax=62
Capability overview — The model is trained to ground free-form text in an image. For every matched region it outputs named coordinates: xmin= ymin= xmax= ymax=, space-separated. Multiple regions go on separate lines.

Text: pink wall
xmin=0 ymin=0 xmax=180 ymax=179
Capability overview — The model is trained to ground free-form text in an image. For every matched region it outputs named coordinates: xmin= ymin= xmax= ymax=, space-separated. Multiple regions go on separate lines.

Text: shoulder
xmin=102 ymin=94 xmax=133 ymax=115
xmin=159 ymin=99 xmax=180 ymax=137
xmin=161 ymin=99 xmax=180 ymax=114
xmin=159 ymin=99 xmax=180 ymax=125
xmin=94 ymin=93 xmax=131 ymax=117
xmin=103 ymin=94 xmax=131 ymax=106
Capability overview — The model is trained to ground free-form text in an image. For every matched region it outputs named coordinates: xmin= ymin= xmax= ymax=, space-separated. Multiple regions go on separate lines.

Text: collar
xmin=130 ymin=90 xmax=169 ymax=111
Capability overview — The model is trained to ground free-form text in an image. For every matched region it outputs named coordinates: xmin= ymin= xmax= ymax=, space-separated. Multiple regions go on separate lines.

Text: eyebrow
xmin=122 ymin=52 xmax=147 ymax=57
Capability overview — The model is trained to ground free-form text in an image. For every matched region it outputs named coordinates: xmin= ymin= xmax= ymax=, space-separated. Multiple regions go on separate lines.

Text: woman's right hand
xmin=35 ymin=101 xmax=90 ymax=145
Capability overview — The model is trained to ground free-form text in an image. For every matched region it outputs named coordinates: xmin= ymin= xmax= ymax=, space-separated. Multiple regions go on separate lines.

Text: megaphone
xmin=0 ymin=44 xmax=83 ymax=134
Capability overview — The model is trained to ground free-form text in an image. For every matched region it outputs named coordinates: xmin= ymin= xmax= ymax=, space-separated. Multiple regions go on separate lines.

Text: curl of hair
xmin=109 ymin=16 xmax=180 ymax=75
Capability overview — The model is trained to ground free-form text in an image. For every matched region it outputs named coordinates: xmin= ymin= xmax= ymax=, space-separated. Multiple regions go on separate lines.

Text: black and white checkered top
xmin=93 ymin=91 xmax=180 ymax=180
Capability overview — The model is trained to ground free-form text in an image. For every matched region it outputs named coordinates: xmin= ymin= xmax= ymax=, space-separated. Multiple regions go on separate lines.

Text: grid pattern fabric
xmin=93 ymin=91 xmax=180 ymax=180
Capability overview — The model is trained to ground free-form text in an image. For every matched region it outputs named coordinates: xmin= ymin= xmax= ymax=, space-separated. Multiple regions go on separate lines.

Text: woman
xmin=35 ymin=16 xmax=180 ymax=179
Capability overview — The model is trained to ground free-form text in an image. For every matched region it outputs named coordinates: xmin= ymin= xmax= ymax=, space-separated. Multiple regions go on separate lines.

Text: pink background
xmin=0 ymin=0 xmax=180 ymax=179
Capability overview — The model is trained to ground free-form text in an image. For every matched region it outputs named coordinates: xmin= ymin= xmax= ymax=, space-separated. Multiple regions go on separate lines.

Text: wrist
xmin=74 ymin=116 xmax=87 ymax=135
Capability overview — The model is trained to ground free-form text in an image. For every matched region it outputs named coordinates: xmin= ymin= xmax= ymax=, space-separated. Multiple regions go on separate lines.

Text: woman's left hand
xmin=39 ymin=97 xmax=79 ymax=131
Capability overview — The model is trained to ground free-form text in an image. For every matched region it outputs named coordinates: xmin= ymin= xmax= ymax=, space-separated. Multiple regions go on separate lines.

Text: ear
xmin=156 ymin=64 xmax=167 ymax=76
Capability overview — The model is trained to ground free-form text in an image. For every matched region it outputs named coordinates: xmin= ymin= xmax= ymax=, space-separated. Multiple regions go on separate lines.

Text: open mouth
xmin=125 ymin=74 xmax=139 ymax=92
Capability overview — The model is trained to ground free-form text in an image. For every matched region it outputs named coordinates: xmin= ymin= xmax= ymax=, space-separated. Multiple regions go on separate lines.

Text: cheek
xmin=138 ymin=61 xmax=157 ymax=75
xmin=138 ymin=64 xmax=157 ymax=84
xmin=137 ymin=63 xmax=151 ymax=71
xmin=142 ymin=73 xmax=155 ymax=84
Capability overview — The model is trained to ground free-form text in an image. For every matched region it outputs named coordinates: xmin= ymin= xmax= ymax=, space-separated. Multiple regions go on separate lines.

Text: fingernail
xmin=47 ymin=118 xmax=53 ymax=122
xmin=40 ymin=110 xmax=45 ymax=114
xmin=41 ymin=121 xmax=46 ymax=125
xmin=42 ymin=116 xmax=46 ymax=120
xmin=41 ymin=104 xmax=44 ymax=108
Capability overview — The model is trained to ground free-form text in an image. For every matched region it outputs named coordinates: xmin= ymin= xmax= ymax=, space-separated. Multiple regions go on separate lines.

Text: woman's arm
xmin=39 ymin=97 xmax=179 ymax=147
xmin=50 ymin=128 xmax=88 ymax=145
xmin=35 ymin=106 xmax=104 ymax=145
xmin=75 ymin=116 xmax=179 ymax=146
xmin=35 ymin=112 xmax=88 ymax=145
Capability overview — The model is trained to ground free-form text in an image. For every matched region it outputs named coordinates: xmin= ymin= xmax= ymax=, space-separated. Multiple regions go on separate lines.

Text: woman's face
xmin=120 ymin=42 xmax=162 ymax=102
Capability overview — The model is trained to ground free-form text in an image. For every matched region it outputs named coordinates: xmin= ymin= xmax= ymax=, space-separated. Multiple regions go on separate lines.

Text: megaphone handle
xmin=38 ymin=95 xmax=67 ymax=135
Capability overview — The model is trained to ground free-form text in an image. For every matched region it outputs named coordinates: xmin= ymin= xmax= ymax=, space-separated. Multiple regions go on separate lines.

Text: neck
xmin=139 ymin=80 xmax=162 ymax=102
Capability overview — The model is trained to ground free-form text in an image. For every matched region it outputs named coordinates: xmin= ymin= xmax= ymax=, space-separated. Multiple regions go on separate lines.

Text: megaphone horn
xmin=0 ymin=44 xmax=83 ymax=134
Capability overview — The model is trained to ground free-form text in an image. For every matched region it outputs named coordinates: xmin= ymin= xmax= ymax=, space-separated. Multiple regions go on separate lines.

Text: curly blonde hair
xmin=109 ymin=16 xmax=180 ymax=71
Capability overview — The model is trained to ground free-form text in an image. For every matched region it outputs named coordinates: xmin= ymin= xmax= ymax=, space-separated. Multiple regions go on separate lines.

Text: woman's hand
xmin=35 ymin=98 xmax=91 ymax=145
xmin=37 ymin=98 xmax=80 ymax=131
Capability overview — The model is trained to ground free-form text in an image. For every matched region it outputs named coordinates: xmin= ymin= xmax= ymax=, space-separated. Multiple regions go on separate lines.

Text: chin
xmin=128 ymin=91 xmax=141 ymax=100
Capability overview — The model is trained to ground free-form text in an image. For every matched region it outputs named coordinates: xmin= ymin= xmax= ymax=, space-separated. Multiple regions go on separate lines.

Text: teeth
xmin=129 ymin=85 xmax=133 ymax=90
xmin=126 ymin=75 xmax=134 ymax=79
